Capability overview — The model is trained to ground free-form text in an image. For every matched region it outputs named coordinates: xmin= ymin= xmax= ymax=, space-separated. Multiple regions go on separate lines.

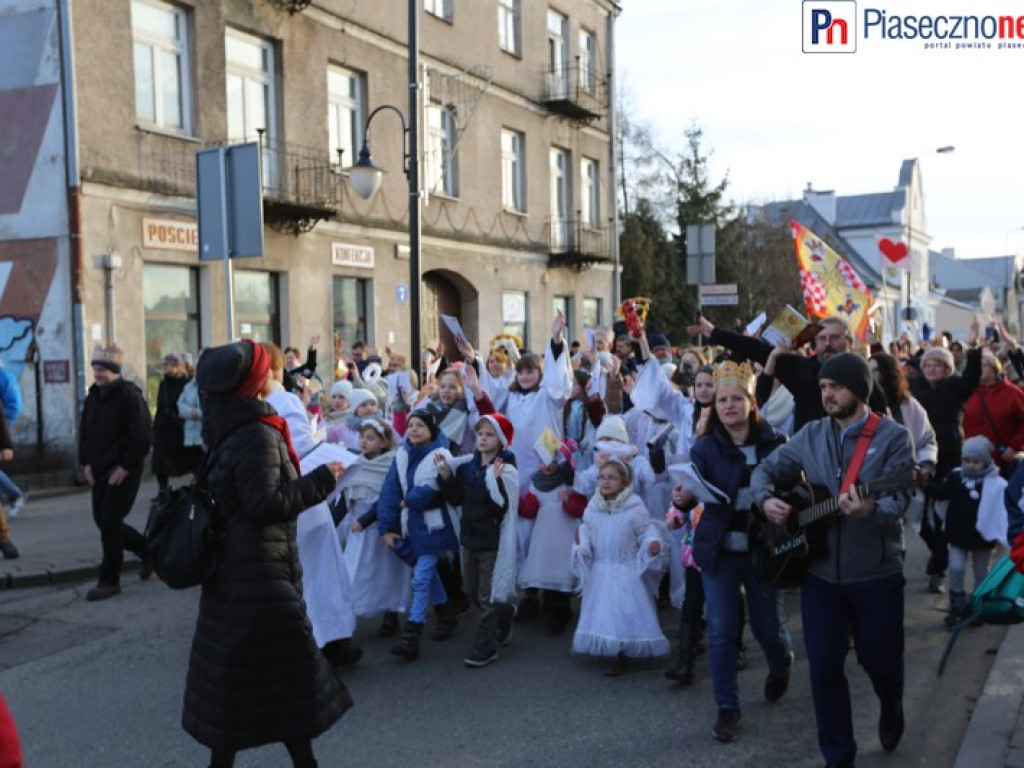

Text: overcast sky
xmin=615 ymin=0 xmax=1024 ymax=260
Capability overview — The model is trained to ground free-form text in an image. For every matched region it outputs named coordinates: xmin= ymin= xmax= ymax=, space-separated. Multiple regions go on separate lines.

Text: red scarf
xmin=260 ymin=412 xmax=301 ymax=474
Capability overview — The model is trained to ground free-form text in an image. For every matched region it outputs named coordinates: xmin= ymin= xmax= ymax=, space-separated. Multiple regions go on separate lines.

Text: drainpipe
xmin=606 ymin=8 xmax=620 ymax=307
xmin=56 ymin=0 xmax=88 ymax=414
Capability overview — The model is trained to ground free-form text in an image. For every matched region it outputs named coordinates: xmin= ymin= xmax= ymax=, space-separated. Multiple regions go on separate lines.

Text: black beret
xmin=196 ymin=341 xmax=253 ymax=395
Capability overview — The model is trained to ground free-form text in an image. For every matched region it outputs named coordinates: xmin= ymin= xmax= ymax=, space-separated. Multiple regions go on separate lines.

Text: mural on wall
xmin=0 ymin=240 xmax=59 ymax=380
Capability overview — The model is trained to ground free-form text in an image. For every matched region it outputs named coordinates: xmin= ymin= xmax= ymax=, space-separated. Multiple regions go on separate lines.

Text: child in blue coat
xmin=377 ymin=410 xmax=460 ymax=659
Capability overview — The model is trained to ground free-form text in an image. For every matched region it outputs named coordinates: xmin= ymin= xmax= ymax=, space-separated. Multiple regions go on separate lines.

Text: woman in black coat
xmin=182 ymin=340 xmax=350 ymax=768
xmin=151 ymin=353 xmax=197 ymax=502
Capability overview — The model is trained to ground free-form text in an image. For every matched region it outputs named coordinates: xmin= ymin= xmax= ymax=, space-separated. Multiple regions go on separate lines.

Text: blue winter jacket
xmin=377 ymin=433 xmax=460 ymax=556
xmin=690 ymin=420 xmax=787 ymax=575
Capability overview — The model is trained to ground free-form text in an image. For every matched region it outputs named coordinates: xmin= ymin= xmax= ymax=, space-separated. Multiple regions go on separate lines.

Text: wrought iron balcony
xmin=545 ymin=218 xmax=611 ymax=270
xmin=257 ymin=132 xmax=340 ymax=235
xmin=542 ymin=60 xmax=606 ymax=122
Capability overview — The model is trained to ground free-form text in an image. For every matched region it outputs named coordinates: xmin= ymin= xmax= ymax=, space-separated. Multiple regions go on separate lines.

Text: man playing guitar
xmin=751 ymin=353 xmax=914 ymax=768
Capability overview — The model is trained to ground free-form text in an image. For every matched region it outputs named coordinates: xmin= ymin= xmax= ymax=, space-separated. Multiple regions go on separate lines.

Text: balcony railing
xmin=545 ymin=218 xmax=611 ymax=270
xmin=257 ymin=132 xmax=340 ymax=235
xmin=542 ymin=60 xmax=606 ymax=122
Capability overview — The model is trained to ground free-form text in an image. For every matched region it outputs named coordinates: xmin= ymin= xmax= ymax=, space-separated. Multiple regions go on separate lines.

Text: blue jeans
xmin=0 ymin=471 xmax=22 ymax=504
xmin=409 ymin=553 xmax=449 ymax=623
xmin=701 ymin=552 xmax=792 ymax=711
xmin=801 ymin=573 xmax=905 ymax=765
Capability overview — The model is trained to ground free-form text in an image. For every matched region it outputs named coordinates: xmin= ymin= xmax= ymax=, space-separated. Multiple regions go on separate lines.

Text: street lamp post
xmin=346 ymin=0 xmax=422 ymax=380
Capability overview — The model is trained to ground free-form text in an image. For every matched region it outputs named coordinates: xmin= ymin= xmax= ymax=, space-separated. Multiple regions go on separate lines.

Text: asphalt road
xmin=0 ymin=515 xmax=1005 ymax=768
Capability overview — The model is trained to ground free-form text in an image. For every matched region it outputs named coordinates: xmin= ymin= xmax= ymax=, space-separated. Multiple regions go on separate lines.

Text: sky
xmin=615 ymin=0 xmax=1024 ymax=260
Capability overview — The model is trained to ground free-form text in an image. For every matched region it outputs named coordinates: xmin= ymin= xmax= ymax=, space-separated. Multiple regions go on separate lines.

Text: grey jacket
xmin=751 ymin=411 xmax=914 ymax=585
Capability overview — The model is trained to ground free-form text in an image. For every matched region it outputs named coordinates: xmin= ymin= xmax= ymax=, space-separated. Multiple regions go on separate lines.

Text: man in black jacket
xmin=79 ymin=344 xmax=153 ymax=601
xmin=688 ymin=314 xmax=887 ymax=431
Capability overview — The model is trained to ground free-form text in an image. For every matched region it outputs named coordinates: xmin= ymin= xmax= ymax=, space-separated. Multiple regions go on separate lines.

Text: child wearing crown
xmin=687 ymin=359 xmax=794 ymax=743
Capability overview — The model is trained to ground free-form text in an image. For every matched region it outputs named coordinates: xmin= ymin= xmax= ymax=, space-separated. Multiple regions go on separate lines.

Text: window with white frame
xmin=426 ymin=104 xmax=459 ymax=198
xmin=582 ymin=297 xmax=601 ymax=331
xmin=501 ymin=129 xmax=526 ymax=213
xmin=425 ymin=0 xmax=453 ymax=21
xmin=547 ymin=9 xmax=568 ymax=97
xmin=225 ymin=29 xmax=276 ymax=143
xmin=502 ymin=291 xmax=529 ymax=348
xmin=328 ymin=66 xmax=365 ymax=168
xmin=131 ymin=0 xmax=191 ymax=132
xmin=580 ymin=157 xmax=599 ymax=228
xmin=579 ymin=28 xmax=597 ymax=93
xmin=553 ymin=295 xmax=574 ymax=340
xmin=498 ymin=0 xmax=521 ymax=55
xmin=549 ymin=147 xmax=571 ymax=248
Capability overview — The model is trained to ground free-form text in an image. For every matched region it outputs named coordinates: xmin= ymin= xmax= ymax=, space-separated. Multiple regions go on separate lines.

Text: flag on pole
xmin=791 ymin=220 xmax=875 ymax=340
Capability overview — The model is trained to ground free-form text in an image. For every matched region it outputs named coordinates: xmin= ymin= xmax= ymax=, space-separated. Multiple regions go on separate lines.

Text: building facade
xmin=0 ymin=0 xmax=620 ymax=472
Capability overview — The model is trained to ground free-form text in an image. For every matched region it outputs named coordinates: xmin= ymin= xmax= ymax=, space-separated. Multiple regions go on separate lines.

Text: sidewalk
xmin=0 ymin=477 xmax=155 ymax=588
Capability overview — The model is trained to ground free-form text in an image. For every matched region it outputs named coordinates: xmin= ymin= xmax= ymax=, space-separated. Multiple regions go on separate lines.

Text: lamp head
xmin=348 ymin=143 xmax=384 ymax=200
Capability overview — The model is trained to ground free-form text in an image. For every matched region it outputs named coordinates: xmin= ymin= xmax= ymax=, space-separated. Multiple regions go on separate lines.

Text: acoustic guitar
xmin=748 ymin=466 xmax=915 ymax=589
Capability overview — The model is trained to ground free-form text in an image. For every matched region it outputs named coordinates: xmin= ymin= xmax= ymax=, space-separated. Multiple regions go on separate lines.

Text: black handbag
xmin=144 ymin=448 xmax=221 ymax=589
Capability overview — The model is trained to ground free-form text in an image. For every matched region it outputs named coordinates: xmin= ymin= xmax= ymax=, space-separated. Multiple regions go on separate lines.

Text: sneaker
xmin=0 ymin=540 xmax=19 ymax=559
xmin=712 ymin=708 xmax=741 ymax=742
xmin=86 ymin=583 xmax=121 ymax=601
xmin=464 ymin=631 xmax=499 ymax=668
xmin=879 ymin=698 xmax=905 ymax=752
xmin=765 ymin=652 xmax=794 ymax=702
xmin=7 ymin=495 xmax=25 ymax=519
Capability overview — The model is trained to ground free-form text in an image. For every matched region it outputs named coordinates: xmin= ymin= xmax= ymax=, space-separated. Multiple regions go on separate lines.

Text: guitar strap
xmin=840 ymin=411 xmax=881 ymax=494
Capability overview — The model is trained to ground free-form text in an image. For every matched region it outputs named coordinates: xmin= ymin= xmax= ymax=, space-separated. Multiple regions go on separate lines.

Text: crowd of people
xmin=12 ymin=305 xmax=1024 ymax=768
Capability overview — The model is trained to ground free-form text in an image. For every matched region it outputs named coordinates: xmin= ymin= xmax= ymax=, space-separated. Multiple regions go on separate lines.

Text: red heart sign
xmin=879 ymin=238 xmax=909 ymax=263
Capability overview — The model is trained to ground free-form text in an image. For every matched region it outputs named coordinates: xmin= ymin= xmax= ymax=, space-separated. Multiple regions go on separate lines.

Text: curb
xmin=954 ymin=622 xmax=1024 ymax=768
xmin=1 ymin=560 xmax=141 ymax=591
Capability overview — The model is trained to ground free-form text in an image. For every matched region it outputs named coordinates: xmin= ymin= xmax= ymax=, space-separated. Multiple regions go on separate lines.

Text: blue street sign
xmin=396 ymin=284 xmax=409 ymax=303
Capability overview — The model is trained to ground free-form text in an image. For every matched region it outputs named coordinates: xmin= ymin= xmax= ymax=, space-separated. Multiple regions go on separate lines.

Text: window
xmin=553 ymin=295 xmax=575 ymax=341
xmin=498 ymin=0 xmax=521 ymax=55
xmin=143 ymin=265 xmax=200 ymax=405
xmin=582 ymin=297 xmax=602 ymax=331
xmin=233 ymin=270 xmax=280 ymax=344
xmin=501 ymin=129 xmax=526 ymax=213
xmin=580 ymin=157 xmax=599 ymax=228
xmin=549 ymin=147 xmax=571 ymax=248
xmin=226 ymin=30 xmax=277 ymax=188
xmin=425 ymin=0 xmax=453 ymax=21
xmin=426 ymin=104 xmax=459 ymax=198
xmin=328 ymin=66 xmax=365 ymax=168
xmin=502 ymin=291 xmax=529 ymax=348
xmin=547 ymin=9 xmax=568 ymax=97
xmin=333 ymin=276 xmax=369 ymax=353
xmin=131 ymin=0 xmax=191 ymax=132
xmin=579 ymin=29 xmax=597 ymax=93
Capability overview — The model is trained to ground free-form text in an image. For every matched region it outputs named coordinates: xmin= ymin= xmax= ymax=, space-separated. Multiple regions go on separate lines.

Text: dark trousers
xmin=90 ymin=467 xmax=145 ymax=585
xmin=921 ymin=495 xmax=949 ymax=576
xmin=801 ymin=573 xmax=905 ymax=765
xmin=210 ymin=738 xmax=316 ymax=768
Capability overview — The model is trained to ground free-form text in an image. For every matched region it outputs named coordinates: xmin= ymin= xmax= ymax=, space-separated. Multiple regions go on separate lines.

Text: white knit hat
xmin=347 ymin=388 xmax=377 ymax=413
xmin=331 ymin=379 xmax=353 ymax=399
xmin=595 ymin=415 xmax=629 ymax=443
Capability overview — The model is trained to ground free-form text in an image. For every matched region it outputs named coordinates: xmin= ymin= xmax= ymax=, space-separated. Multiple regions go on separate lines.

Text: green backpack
xmin=937 ymin=554 xmax=1024 ymax=676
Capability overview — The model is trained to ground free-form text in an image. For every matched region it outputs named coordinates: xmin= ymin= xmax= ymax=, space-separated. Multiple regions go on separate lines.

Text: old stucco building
xmin=0 ymin=0 xmax=620 ymax=473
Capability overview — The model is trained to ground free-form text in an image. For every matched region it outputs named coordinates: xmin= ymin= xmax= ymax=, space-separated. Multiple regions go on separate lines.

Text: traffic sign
xmin=699 ymin=284 xmax=738 ymax=297
xmin=700 ymin=295 xmax=739 ymax=306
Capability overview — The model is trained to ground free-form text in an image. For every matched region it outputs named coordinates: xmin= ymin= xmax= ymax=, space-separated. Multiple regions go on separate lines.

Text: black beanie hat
xmin=408 ymin=408 xmax=440 ymax=440
xmin=819 ymin=352 xmax=873 ymax=403
xmin=197 ymin=341 xmax=254 ymax=395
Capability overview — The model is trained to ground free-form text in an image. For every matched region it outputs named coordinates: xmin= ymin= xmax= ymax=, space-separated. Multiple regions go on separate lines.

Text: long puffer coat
xmin=182 ymin=395 xmax=352 ymax=751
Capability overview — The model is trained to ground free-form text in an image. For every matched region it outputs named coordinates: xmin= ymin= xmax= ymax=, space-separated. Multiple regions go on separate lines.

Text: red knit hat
xmin=477 ymin=413 xmax=514 ymax=449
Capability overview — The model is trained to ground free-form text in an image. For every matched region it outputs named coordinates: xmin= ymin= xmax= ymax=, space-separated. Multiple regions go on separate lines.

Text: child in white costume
xmin=572 ymin=458 xmax=670 ymax=676
xmin=265 ymin=359 xmax=362 ymax=667
xmin=341 ymin=419 xmax=411 ymax=637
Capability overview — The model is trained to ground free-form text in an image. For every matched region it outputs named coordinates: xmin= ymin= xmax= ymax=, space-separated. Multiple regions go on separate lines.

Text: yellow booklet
xmin=761 ymin=305 xmax=821 ymax=348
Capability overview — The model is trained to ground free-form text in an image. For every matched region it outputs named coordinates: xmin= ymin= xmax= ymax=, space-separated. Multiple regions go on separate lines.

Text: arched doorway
xmin=422 ymin=269 xmax=479 ymax=357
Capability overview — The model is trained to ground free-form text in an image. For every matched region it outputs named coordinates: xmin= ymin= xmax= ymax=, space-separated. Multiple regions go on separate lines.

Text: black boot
xmin=496 ymin=603 xmax=515 ymax=646
xmin=390 ymin=621 xmax=424 ymax=659
xmin=946 ymin=590 xmax=967 ymax=628
xmin=543 ymin=590 xmax=572 ymax=636
xmin=665 ymin=620 xmax=698 ymax=685
xmin=322 ymin=637 xmax=363 ymax=667
xmin=432 ymin=600 xmax=458 ymax=641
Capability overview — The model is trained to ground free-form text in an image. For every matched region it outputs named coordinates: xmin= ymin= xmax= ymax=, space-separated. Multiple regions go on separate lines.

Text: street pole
xmin=408 ymin=0 xmax=422 ymax=382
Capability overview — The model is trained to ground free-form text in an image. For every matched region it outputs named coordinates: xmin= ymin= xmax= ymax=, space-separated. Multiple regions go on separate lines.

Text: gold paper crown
xmin=614 ymin=296 xmax=652 ymax=323
xmin=713 ymin=361 xmax=755 ymax=395
xmin=489 ymin=333 xmax=522 ymax=362
xmin=91 ymin=343 xmax=124 ymax=367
